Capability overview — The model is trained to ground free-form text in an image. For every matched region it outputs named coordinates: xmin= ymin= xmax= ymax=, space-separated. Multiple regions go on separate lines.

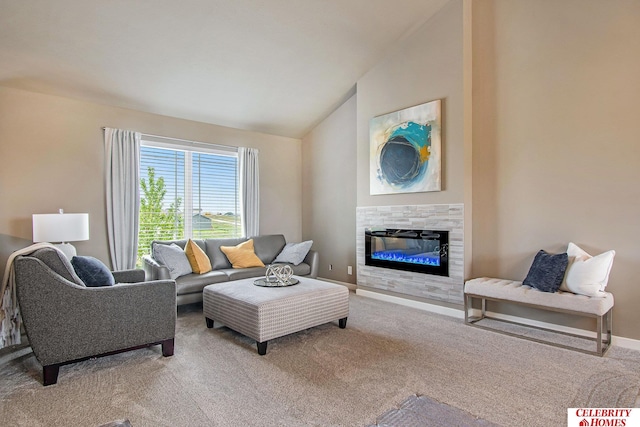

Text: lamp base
xmin=54 ymin=243 xmax=77 ymax=260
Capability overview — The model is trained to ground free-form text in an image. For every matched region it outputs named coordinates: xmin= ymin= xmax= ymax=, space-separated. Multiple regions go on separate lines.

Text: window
xmin=138 ymin=137 xmax=241 ymax=263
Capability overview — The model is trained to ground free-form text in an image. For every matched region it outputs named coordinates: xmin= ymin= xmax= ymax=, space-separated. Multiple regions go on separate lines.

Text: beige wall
xmin=302 ymin=94 xmax=357 ymax=283
xmin=357 ymin=0 xmax=466 ymax=210
xmin=302 ymin=1 xmax=466 ymax=286
xmin=0 ymin=86 xmax=302 ymax=272
xmin=303 ymin=0 xmax=466 ymax=285
xmin=4 ymin=0 xmax=639 ymax=341
xmin=472 ymin=0 xmax=640 ymax=339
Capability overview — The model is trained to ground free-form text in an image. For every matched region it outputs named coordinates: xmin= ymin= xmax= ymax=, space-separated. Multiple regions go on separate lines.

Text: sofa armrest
xmin=112 ymin=268 xmax=146 ymax=283
xmin=142 ymin=255 xmax=171 ymax=280
xmin=304 ymin=250 xmax=319 ymax=278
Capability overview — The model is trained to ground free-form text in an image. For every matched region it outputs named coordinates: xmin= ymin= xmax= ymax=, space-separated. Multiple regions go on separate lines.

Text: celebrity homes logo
xmin=568 ymin=408 xmax=639 ymax=426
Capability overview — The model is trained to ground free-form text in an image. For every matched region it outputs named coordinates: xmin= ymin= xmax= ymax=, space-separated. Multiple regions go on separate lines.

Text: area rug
xmin=368 ymin=394 xmax=500 ymax=427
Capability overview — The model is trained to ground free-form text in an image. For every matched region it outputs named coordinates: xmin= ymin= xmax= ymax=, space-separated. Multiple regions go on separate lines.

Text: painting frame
xmin=369 ymin=99 xmax=441 ymax=195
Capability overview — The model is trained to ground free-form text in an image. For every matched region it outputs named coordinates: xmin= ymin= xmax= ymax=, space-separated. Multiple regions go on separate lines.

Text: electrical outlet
xmin=347 ymin=265 xmax=353 ymax=275
xmin=328 ymin=264 xmax=333 ymax=271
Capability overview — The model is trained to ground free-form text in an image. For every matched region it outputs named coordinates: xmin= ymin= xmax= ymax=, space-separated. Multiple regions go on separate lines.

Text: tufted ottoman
xmin=203 ymin=276 xmax=349 ymax=355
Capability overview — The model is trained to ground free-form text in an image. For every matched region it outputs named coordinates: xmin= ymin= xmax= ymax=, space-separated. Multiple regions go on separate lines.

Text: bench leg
xmin=257 ymin=341 xmax=267 ymax=355
xmin=598 ymin=309 xmax=613 ymax=356
xmin=607 ymin=309 xmax=613 ymax=347
xmin=339 ymin=317 xmax=347 ymax=328
xmin=464 ymin=294 xmax=470 ymax=323
xmin=597 ymin=315 xmax=603 ymax=355
xmin=464 ymin=294 xmax=486 ymax=324
xmin=205 ymin=317 xmax=214 ymax=328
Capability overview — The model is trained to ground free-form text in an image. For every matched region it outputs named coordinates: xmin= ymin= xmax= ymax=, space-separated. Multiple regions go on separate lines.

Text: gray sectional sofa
xmin=143 ymin=234 xmax=318 ymax=305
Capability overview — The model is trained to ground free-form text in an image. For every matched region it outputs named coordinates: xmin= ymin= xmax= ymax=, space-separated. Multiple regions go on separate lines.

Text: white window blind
xmin=138 ymin=137 xmax=241 ymax=262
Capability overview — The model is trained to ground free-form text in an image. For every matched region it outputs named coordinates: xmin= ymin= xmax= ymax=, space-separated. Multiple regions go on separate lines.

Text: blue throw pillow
xmin=522 ymin=250 xmax=568 ymax=293
xmin=71 ymin=256 xmax=115 ymax=287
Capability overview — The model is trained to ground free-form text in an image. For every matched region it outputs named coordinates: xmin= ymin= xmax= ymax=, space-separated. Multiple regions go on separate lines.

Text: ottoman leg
xmin=257 ymin=341 xmax=268 ymax=355
xmin=205 ymin=317 xmax=214 ymax=328
xmin=339 ymin=317 xmax=348 ymax=329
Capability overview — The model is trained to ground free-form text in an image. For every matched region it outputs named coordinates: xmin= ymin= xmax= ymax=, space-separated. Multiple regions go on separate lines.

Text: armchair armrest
xmin=112 ymin=268 xmax=146 ymax=283
xmin=15 ymin=257 xmax=177 ymax=366
xmin=142 ymin=255 xmax=171 ymax=280
xmin=304 ymin=250 xmax=319 ymax=278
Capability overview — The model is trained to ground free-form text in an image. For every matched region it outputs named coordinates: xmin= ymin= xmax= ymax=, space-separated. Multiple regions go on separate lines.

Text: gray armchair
xmin=14 ymin=247 xmax=176 ymax=385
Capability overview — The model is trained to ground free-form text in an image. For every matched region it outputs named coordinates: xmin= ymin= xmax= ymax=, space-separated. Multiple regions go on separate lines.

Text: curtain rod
xmin=102 ymin=127 xmax=238 ymax=152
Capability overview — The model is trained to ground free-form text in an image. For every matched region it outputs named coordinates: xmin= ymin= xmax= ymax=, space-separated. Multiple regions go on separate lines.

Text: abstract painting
xmin=370 ymin=99 xmax=441 ymax=195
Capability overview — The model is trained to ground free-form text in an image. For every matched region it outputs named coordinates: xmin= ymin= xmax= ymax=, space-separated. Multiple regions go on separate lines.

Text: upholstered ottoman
xmin=203 ymin=276 xmax=349 ymax=355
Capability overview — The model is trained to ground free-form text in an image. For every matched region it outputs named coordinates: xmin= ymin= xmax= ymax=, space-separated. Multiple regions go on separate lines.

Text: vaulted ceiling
xmin=0 ymin=0 xmax=449 ymax=138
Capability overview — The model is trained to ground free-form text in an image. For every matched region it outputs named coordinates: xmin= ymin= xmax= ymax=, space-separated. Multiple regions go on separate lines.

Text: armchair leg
xmin=161 ymin=338 xmax=175 ymax=357
xmin=43 ymin=364 xmax=60 ymax=386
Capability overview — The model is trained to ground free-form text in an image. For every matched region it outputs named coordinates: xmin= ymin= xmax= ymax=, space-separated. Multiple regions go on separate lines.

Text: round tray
xmin=253 ymin=277 xmax=299 ymax=287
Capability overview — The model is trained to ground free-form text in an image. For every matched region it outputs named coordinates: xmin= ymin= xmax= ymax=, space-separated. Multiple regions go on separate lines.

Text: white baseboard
xmin=355 ymin=288 xmax=464 ymax=319
xmin=318 ymin=277 xmax=357 ymax=291
xmin=355 ymin=288 xmax=640 ymax=352
xmin=611 ymin=336 xmax=640 ymax=351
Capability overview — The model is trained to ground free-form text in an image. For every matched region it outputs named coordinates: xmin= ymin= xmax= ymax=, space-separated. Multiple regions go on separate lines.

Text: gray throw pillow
xmin=71 ymin=256 xmax=115 ymax=287
xmin=522 ymin=250 xmax=568 ymax=293
xmin=153 ymin=243 xmax=193 ymax=279
xmin=273 ymin=240 xmax=313 ymax=266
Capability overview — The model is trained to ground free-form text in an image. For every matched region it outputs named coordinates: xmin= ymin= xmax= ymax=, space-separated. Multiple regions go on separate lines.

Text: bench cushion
xmin=464 ymin=277 xmax=614 ymax=316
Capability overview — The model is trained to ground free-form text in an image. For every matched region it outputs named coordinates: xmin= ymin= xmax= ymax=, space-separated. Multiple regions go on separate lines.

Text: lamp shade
xmin=32 ymin=213 xmax=90 ymax=243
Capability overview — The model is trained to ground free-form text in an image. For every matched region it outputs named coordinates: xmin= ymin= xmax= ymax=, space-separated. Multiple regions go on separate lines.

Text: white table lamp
xmin=32 ymin=210 xmax=89 ymax=259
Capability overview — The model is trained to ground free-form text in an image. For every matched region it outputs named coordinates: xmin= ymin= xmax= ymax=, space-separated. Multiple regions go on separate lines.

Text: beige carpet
xmin=1 ymin=292 xmax=639 ymax=426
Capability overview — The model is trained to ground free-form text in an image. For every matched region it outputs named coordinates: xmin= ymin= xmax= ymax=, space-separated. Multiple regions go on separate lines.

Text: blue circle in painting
xmin=378 ymin=121 xmax=431 ymax=188
xmin=379 ymin=136 xmax=421 ymax=185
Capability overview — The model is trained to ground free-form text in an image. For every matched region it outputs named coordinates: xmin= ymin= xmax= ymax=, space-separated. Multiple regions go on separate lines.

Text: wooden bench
xmin=463 ymin=277 xmax=614 ymax=356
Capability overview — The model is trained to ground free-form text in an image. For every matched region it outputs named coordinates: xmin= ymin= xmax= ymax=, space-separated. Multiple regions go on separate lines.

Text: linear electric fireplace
xmin=365 ymin=228 xmax=449 ymax=276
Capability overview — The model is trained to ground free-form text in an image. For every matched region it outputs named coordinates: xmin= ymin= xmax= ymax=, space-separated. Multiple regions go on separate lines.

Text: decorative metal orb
xmin=265 ymin=264 xmax=293 ymax=284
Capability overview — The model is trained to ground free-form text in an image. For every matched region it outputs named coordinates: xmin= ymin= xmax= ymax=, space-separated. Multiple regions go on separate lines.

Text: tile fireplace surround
xmin=356 ymin=204 xmax=464 ymax=305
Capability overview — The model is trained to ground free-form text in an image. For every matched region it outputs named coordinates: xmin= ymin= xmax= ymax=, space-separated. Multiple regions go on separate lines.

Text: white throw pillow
xmin=153 ymin=243 xmax=193 ymax=279
xmin=560 ymin=242 xmax=615 ymax=297
xmin=273 ymin=240 xmax=313 ymax=266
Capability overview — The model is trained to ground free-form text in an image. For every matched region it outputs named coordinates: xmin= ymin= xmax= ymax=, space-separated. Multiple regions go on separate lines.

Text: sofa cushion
xmin=184 ymin=239 xmax=212 ymax=274
xmin=30 ymin=247 xmax=85 ymax=286
xmin=220 ymin=239 xmax=265 ymax=268
xmin=223 ymin=266 xmax=268 ymax=281
xmin=205 ymin=237 xmax=246 ymax=270
xmin=71 ymin=256 xmax=115 ymax=287
xmin=175 ymin=270 xmax=229 ymax=295
xmin=273 ymin=240 xmax=313 ymax=266
xmin=152 ymin=243 xmax=193 ymax=279
xmin=252 ymin=234 xmax=287 ymax=264
xmin=522 ymin=250 xmax=568 ymax=293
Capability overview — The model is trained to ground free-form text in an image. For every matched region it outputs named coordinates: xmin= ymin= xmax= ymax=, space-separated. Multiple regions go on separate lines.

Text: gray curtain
xmin=104 ymin=128 xmax=140 ymax=270
xmin=239 ymin=147 xmax=260 ymax=237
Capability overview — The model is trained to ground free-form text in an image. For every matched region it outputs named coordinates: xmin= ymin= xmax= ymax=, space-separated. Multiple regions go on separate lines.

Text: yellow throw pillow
xmin=220 ymin=239 xmax=265 ymax=269
xmin=184 ymin=239 xmax=212 ymax=274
